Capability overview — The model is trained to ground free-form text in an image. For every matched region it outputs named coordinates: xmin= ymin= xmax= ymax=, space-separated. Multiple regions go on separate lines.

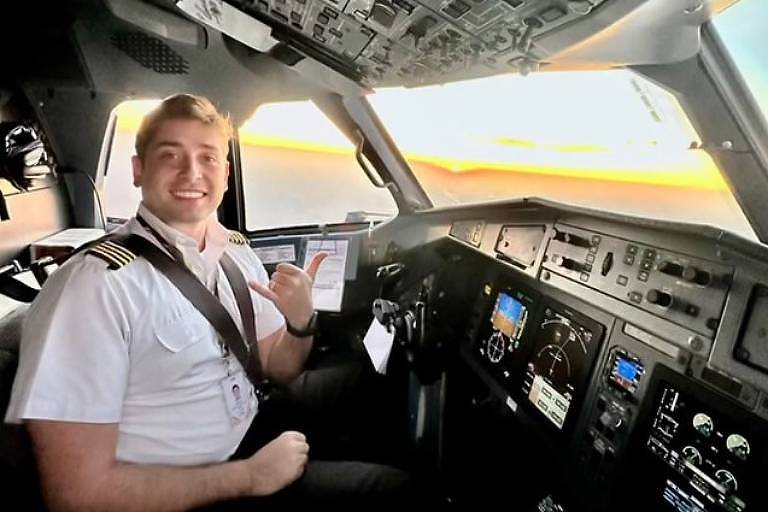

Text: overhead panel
xmin=228 ymin=0 xmax=613 ymax=87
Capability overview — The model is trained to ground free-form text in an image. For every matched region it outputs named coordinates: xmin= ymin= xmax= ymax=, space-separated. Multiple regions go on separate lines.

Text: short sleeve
xmin=5 ymin=256 xmax=132 ymax=424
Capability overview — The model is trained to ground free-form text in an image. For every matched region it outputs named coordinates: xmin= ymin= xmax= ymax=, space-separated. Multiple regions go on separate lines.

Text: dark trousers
xmin=199 ymin=357 xmax=433 ymax=510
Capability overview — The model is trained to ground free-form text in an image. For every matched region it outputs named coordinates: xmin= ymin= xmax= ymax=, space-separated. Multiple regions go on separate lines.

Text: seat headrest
xmin=0 ymin=305 xmax=28 ymax=352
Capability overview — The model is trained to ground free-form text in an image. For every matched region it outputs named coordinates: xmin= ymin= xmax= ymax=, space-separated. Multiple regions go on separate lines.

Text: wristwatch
xmin=286 ymin=311 xmax=318 ymax=337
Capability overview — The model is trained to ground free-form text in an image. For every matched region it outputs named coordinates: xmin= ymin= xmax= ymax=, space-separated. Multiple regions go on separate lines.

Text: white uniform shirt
xmin=6 ymin=204 xmax=285 ymax=465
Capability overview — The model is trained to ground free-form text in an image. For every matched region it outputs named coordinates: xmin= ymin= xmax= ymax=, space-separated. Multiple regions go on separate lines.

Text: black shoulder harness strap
xmin=0 ymin=265 xmax=39 ymax=303
xmin=113 ymin=233 xmax=267 ymax=391
xmin=4 ymin=230 xmax=267 ymax=393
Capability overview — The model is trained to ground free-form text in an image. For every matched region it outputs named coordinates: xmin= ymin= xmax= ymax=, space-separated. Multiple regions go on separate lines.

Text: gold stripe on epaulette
xmin=86 ymin=240 xmax=137 ymax=269
xmin=229 ymin=231 xmax=248 ymax=246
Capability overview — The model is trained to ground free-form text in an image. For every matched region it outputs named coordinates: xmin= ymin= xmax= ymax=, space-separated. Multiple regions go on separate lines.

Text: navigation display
xmin=522 ymin=305 xmax=604 ymax=430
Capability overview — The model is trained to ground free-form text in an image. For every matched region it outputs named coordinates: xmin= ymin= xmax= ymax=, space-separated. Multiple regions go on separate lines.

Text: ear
xmin=224 ymin=160 xmax=230 ymax=191
xmin=131 ymin=155 xmax=143 ymax=187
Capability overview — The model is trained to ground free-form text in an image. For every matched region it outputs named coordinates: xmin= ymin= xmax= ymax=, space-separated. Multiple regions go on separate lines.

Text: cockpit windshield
xmin=368 ymin=68 xmax=757 ymax=241
xmin=714 ymin=0 xmax=768 ymax=128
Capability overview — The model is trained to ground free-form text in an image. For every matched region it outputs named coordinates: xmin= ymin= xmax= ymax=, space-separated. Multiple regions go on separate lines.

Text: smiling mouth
xmin=171 ymin=190 xmax=207 ymax=199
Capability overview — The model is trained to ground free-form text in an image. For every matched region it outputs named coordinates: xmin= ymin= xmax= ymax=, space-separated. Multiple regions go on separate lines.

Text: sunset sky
xmin=116 ymin=68 xmax=730 ymax=191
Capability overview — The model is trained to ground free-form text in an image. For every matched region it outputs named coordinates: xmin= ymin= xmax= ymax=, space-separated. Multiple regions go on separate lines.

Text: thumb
xmin=305 ymin=252 xmax=329 ymax=281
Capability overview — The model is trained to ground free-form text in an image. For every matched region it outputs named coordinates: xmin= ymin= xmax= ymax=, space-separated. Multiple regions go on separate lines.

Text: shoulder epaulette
xmin=229 ymin=231 xmax=249 ymax=246
xmin=85 ymin=239 xmax=137 ymax=270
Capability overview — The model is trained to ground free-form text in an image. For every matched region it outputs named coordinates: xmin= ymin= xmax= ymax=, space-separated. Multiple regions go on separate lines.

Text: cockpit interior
xmin=1 ymin=0 xmax=767 ymax=510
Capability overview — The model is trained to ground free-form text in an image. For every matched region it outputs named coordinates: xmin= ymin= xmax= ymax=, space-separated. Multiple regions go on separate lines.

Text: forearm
xmin=68 ymin=459 xmax=252 ymax=512
xmin=266 ymin=329 xmax=314 ymax=383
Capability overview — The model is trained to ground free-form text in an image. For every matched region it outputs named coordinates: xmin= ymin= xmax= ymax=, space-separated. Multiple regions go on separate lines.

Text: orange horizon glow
xmin=111 ymin=75 xmax=730 ymax=193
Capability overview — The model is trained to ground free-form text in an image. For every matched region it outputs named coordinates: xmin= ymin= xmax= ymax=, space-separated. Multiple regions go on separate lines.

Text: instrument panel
xmin=472 ymin=277 xmax=605 ymax=433
xmin=542 ymin=223 xmax=733 ymax=338
xmin=434 ymin=202 xmax=768 ymax=511
xmin=623 ymin=365 xmax=767 ymax=512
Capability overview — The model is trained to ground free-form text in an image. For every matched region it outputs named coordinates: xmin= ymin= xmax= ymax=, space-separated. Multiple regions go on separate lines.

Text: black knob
xmin=565 ymin=233 xmax=591 ymax=248
xmin=553 ymin=255 xmax=582 ymax=271
xmin=599 ymin=411 xmax=623 ymax=431
xmin=657 ymin=260 xmax=683 ymax=276
xmin=682 ymin=266 xmax=711 ymax=286
xmin=646 ymin=289 xmax=673 ymax=307
xmin=554 ymin=230 xmax=590 ymax=248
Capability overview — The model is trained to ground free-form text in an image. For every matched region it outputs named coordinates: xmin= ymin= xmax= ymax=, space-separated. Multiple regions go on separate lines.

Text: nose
xmin=179 ymin=154 xmax=203 ymax=181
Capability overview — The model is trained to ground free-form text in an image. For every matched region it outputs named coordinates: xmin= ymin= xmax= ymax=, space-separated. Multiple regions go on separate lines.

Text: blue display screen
xmin=617 ymin=358 xmax=639 ymax=381
xmin=492 ymin=293 xmax=527 ymax=339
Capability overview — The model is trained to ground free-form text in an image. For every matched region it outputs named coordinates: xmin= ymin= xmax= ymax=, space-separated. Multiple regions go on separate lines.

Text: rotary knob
xmin=646 ymin=289 xmax=673 ymax=307
xmin=682 ymin=266 xmax=711 ymax=286
xmin=657 ymin=260 xmax=683 ymax=277
xmin=553 ymin=230 xmax=591 ymax=248
xmin=552 ymin=255 xmax=583 ymax=272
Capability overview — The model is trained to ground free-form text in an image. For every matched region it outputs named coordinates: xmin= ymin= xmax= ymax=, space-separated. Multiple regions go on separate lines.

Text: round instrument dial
xmin=692 ymin=413 xmax=714 ymax=437
xmin=486 ymin=331 xmax=506 ymax=363
xmin=726 ymin=434 xmax=750 ymax=461
xmin=715 ymin=469 xmax=738 ymax=493
xmin=682 ymin=445 xmax=702 ymax=465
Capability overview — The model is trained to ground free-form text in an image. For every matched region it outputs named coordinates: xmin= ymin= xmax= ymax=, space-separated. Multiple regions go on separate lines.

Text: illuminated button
xmin=623 ymin=254 xmax=635 ymax=265
xmin=640 ymin=259 xmax=653 ymax=271
xmin=580 ymin=272 xmax=589 ymax=282
xmin=616 ymin=275 xmax=628 ymax=286
xmin=629 ymin=291 xmax=642 ymax=304
xmin=627 ymin=245 xmax=638 ymax=255
xmin=638 ymin=270 xmax=649 ymax=282
xmin=586 ymin=253 xmax=595 ymax=263
xmin=592 ymin=235 xmax=602 ymax=245
xmin=643 ymin=249 xmax=657 ymax=259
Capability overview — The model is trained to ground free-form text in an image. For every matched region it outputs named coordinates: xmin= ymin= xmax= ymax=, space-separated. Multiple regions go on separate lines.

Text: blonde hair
xmin=134 ymin=94 xmax=233 ymax=160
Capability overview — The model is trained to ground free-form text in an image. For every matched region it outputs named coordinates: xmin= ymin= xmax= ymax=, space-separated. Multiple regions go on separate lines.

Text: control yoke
xmin=372 ymin=262 xmax=428 ymax=365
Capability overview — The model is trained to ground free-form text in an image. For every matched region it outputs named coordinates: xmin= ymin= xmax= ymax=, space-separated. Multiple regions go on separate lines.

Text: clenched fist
xmin=244 ymin=431 xmax=309 ymax=495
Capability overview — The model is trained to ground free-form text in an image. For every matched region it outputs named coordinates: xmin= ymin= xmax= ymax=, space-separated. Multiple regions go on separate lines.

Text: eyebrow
xmin=151 ymin=141 xmax=220 ymax=152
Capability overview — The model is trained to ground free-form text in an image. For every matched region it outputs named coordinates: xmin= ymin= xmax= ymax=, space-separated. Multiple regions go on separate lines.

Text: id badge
xmin=220 ymin=372 xmax=250 ymax=422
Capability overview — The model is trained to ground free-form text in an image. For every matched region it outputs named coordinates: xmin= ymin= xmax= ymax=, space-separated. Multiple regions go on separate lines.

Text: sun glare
xmin=110 ymin=69 xmax=730 ymax=192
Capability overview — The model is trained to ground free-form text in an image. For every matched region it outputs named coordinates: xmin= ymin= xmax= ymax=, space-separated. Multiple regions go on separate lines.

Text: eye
xmin=202 ymin=153 xmax=219 ymax=164
xmin=159 ymin=150 xmax=179 ymax=160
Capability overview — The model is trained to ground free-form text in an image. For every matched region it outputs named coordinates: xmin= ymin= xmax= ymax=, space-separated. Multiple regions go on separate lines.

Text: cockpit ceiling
xmin=214 ymin=0 xmax=720 ymax=88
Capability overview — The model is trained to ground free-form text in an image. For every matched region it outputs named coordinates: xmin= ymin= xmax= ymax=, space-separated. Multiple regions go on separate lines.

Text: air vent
xmin=111 ymin=31 xmax=189 ymax=74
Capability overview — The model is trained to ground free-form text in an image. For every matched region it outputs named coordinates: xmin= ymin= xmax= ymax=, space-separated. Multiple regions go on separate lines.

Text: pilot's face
xmin=132 ymin=119 xmax=229 ymax=231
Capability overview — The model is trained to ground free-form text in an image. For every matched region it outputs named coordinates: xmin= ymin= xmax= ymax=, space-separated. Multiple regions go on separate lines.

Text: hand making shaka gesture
xmin=249 ymin=252 xmax=328 ymax=332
